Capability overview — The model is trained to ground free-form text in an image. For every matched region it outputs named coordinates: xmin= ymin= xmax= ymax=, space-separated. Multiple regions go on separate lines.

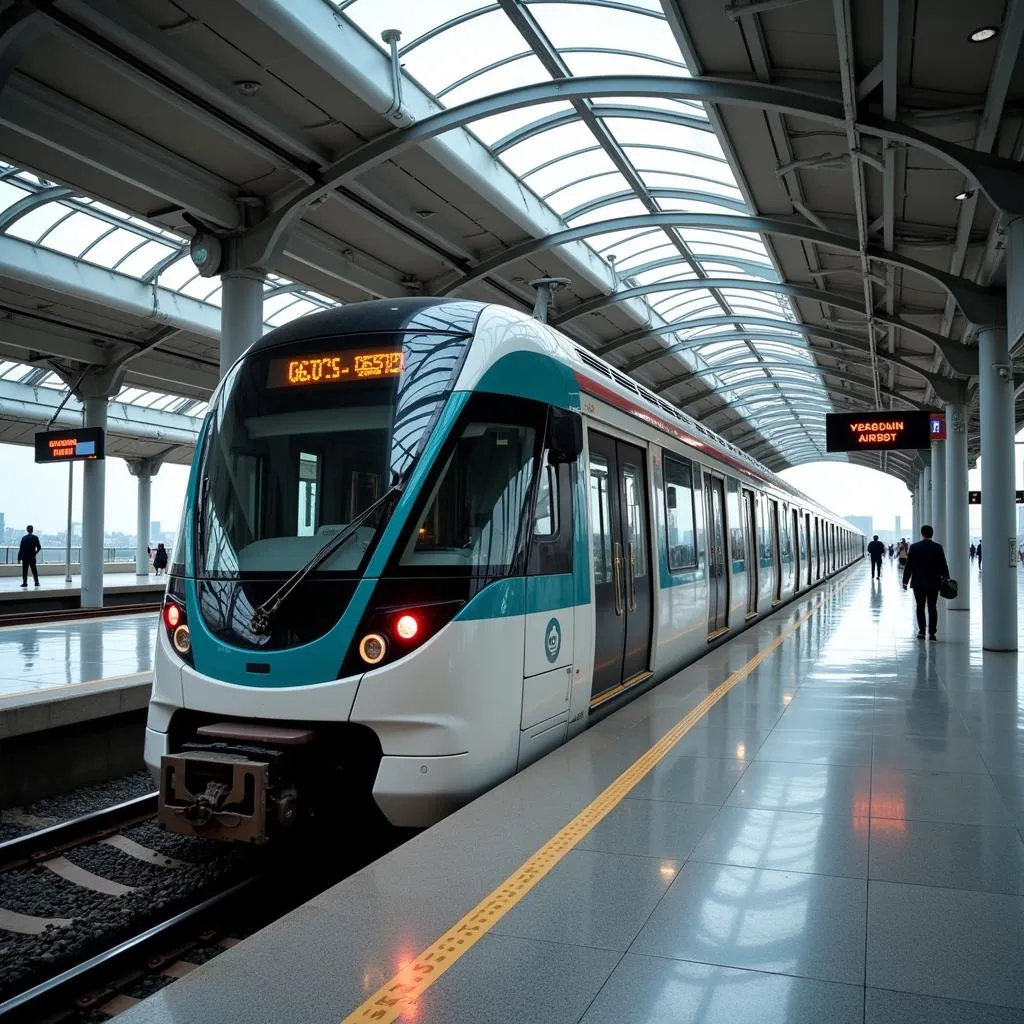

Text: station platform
xmin=0 ymin=572 xmax=164 ymax=613
xmin=113 ymin=559 xmax=1024 ymax=1024
xmin=0 ymin=611 xmax=156 ymax=803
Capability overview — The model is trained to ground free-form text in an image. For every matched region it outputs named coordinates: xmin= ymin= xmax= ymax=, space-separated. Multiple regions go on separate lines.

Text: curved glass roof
xmin=0 ymin=164 xmax=340 ymax=331
xmin=338 ymin=0 xmax=832 ymax=460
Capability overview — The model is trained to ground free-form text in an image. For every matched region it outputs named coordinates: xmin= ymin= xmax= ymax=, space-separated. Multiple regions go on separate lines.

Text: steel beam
xmin=437 ymin=211 xmax=1003 ymax=325
xmin=555 ymin=277 xmax=979 ymax=375
xmin=0 ymin=74 xmax=239 ymax=228
xmin=237 ymin=72 xmax=1024 ymax=268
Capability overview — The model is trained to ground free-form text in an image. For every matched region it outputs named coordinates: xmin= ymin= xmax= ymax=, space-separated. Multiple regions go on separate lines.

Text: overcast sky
xmin=0 ymin=443 xmax=188 ymax=537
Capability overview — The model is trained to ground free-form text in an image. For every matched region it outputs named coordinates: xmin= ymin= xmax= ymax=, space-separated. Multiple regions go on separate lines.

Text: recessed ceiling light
xmin=954 ymin=189 xmax=975 ymax=201
xmin=234 ymin=80 xmax=261 ymax=96
xmin=969 ymin=25 xmax=999 ymax=42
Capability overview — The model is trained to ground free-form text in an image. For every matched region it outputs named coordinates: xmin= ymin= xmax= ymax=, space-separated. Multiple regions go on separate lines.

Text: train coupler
xmin=158 ymin=751 xmax=269 ymax=843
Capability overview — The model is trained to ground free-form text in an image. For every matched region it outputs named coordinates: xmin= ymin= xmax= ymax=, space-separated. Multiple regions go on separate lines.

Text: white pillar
xmin=978 ymin=325 xmax=1017 ymax=650
xmin=80 ymin=395 xmax=107 ymax=609
xmin=137 ymin=470 xmax=151 ymax=576
xmin=220 ymin=271 xmax=264 ymax=378
xmin=128 ymin=458 xmax=160 ymax=577
xmin=931 ymin=437 xmax=946 ymax=545
xmin=946 ymin=402 xmax=969 ymax=610
xmin=922 ymin=461 xmax=932 ymax=535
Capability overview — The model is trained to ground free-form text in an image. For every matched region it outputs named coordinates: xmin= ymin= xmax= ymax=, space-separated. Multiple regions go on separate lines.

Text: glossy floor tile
xmin=580 ymin=954 xmax=864 ymax=1024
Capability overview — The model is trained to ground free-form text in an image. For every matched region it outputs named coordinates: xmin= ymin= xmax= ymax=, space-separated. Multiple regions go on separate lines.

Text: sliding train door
xmin=588 ymin=431 xmax=653 ymax=702
xmin=704 ymin=473 xmax=729 ymax=637
xmin=769 ymin=499 xmax=782 ymax=602
xmin=742 ymin=488 xmax=758 ymax=617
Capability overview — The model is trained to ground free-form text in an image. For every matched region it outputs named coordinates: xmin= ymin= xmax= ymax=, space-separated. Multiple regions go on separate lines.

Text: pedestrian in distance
xmin=902 ymin=524 xmax=950 ymax=640
xmin=152 ymin=543 xmax=168 ymax=576
xmin=867 ymin=535 xmax=885 ymax=579
xmin=888 ymin=543 xmax=895 ymax=560
xmin=977 ymin=540 xmax=983 ymax=569
xmin=970 ymin=542 xmax=976 ymax=562
xmin=17 ymin=525 xmax=41 ymax=589
xmin=896 ymin=538 xmax=909 ymax=571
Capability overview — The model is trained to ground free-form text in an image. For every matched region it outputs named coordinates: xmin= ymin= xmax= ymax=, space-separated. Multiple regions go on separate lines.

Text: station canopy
xmin=340 ymin=0 xmax=830 ymax=461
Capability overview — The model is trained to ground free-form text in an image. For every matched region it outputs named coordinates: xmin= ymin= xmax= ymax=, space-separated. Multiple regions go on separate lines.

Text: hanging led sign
xmin=825 ymin=411 xmax=945 ymax=452
xmin=968 ymin=491 xmax=1024 ymax=504
xmin=34 ymin=428 xmax=105 ymax=463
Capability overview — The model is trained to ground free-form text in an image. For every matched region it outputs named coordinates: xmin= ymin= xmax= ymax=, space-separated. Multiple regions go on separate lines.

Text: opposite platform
xmin=117 ymin=563 xmax=1024 ymax=1024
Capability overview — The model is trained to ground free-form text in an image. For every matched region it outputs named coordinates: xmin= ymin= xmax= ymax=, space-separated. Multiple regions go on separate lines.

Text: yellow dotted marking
xmin=343 ymin=578 xmax=849 ymax=1024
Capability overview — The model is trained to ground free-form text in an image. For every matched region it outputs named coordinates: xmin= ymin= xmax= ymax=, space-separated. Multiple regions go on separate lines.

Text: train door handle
xmin=612 ymin=541 xmax=624 ymax=616
xmin=627 ymin=542 xmax=637 ymax=612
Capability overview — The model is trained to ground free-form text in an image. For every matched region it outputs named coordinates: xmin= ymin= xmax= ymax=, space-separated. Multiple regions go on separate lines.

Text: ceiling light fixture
xmin=234 ymin=80 xmax=261 ymax=96
xmin=954 ymin=189 xmax=976 ymax=201
xmin=969 ymin=25 xmax=999 ymax=42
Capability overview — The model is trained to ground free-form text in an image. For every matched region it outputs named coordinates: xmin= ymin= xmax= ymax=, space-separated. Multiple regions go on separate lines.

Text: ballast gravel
xmin=0 ymin=770 xmax=154 ymax=842
xmin=0 ymin=830 xmax=258 ymax=1002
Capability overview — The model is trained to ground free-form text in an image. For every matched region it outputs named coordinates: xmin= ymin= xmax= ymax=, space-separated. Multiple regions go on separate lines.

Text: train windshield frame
xmin=195 ymin=328 xmax=471 ymax=579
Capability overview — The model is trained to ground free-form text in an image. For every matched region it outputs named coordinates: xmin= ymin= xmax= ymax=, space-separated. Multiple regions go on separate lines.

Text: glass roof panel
xmin=544 ymin=171 xmax=633 ymax=213
xmin=530 ymin=3 xmax=674 ymax=57
xmin=441 ymin=53 xmax=551 ymax=106
xmin=524 ymin=151 xmax=619 ymax=195
xmin=561 ymin=50 xmax=686 ymax=78
xmin=500 ymin=121 xmax=599 ymax=173
xmin=115 ymin=239 xmax=176 ymax=278
xmin=339 ymin=0 xmax=486 ymax=47
xmin=605 ymin=119 xmax=724 ymax=156
xmin=5 ymin=201 xmax=69 ymax=241
xmin=84 ymin=227 xmax=151 ymax=268
xmin=40 ymin=211 xmax=110 ymax=256
xmin=566 ymin=197 xmax=649 ymax=226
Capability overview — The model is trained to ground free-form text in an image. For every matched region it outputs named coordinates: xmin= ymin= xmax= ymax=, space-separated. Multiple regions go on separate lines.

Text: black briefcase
xmin=939 ymin=577 xmax=958 ymax=600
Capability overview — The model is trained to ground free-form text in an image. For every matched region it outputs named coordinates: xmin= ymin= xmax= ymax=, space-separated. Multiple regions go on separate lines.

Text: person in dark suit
xmin=902 ymin=524 xmax=950 ymax=639
xmin=17 ymin=525 xmax=41 ymax=589
xmin=867 ymin=535 xmax=885 ymax=578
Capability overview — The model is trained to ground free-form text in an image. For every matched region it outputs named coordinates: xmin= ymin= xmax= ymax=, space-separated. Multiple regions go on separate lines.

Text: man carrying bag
xmin=902 ymin=524 xmax=951 ymax=640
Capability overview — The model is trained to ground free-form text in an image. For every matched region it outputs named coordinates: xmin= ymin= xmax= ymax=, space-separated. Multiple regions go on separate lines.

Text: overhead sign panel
xmin=968 ymin=491 xmax=1024 ymax=504
xmin=34 ymin=428 xmax=105 ymax=464
xmin=825 ymin=411 xmax=945 ymax=452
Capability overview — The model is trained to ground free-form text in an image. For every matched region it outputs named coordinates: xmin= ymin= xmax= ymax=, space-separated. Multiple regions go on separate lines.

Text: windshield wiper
xmin=249 ymin=485 xmax=402 ymax=636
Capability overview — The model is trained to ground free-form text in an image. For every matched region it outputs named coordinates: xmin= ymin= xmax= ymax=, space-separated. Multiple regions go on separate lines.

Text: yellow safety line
xmin=342 ymin=577 xmax=850 ymax=1024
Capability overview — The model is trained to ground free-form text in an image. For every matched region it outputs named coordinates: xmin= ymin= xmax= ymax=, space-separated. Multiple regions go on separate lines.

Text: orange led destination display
xmin=266 ymin=349 xmax=404 ymax=388
xmin=825 ymin=411 xmax=945 ymax=452
xmin=34 ymin=427 xmax=105 ymax=463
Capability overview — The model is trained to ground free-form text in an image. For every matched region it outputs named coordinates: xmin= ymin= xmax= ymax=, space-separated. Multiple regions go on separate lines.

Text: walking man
xmin=902 ymin=524 xmax=950 ymax=640
xmin=867 ymin=534 xmax=885 ymax=579
xmin=18 ymin=524 xmax=41 ymax=589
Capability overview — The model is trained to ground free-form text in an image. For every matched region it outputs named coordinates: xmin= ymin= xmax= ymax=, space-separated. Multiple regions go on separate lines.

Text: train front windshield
xmin=197 ymin=330 xmax=470 ymax=578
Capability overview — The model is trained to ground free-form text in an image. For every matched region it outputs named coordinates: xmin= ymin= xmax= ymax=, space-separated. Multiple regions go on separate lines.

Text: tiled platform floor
xmin=0 ymin=613 xmax=156 ymax=697
xmin=115 ymin=562 xmax=1024 ymax=1023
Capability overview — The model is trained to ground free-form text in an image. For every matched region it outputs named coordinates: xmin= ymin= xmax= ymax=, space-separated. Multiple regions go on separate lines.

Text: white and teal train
xmin=146 ymin=298 xmax=863 ymax=842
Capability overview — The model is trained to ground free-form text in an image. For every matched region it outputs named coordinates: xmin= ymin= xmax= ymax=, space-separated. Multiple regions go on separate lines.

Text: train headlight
xmin=395 ymin=613 xmax=419 ymax=640
xmin=359 ymin=633 xmax=387 ymax=665
xmin=172 ymin=624 xmax=191 ymax=655
xmin=161 ymin=587 xmax=193 ymax=666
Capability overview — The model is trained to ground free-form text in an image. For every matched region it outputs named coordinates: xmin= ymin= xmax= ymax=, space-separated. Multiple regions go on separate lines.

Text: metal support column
xmin=945 ymin=402 xmax=969 ymax=611
xmin=931 ymin=437 xmax=946 ymax=545
xmin=922 ymin=460 xmax=932 ymax=533
xmin=978 ymin=325 xmax=1017 ymax=650
xmin=127 ymin=458 xmax=161 ymax=577
xmin=220 ymin=271 xmax=265 ymax=378
xmin=80 ymin=395 xmax=107 ymax=609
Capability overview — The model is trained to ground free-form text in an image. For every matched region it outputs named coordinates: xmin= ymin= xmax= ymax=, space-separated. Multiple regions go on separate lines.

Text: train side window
xmin=589 ymin=454 xmax=614 ymax=584
xmin=528 ymin=456 xmax=573 ymax=576
xmin=534 ymin=461 xmax=557 ymax=537
xmin=664 ymin=454 xmax=697 ymax=570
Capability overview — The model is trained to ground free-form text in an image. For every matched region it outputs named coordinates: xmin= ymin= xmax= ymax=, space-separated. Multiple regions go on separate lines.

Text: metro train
xmin=146 ymin=298 xmax=863 ymax=842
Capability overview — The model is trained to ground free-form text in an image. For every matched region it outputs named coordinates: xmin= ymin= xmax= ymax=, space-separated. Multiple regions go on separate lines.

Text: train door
xmin=588 ymin=431 xmax=653 ymax=702
xmin=792 ymin=508 xmax=801 ymax=589
xmin=805 ymin=513 xmax=812 ymax=585
xmin=742 ymin=488 xmax=758 ymax=617
xmin=769 ymin=499 xmax=782 ymax=602
xmin=704 ymin=473 xmax=729 ymax=636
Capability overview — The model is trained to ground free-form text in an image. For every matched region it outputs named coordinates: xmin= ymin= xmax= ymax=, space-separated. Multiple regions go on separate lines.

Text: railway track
xmin=0 ymin=602 xmax=160 ymax=628
xmin=0 ymin=873 xmax=264 ymax=1022
xmin=0 ymin=794 xmax=158 ymax=874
